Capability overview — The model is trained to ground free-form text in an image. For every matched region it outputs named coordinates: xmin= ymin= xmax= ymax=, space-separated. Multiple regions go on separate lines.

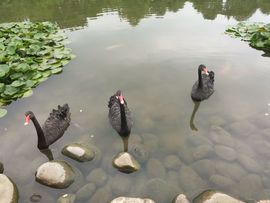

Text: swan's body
xmin=108 ymin=90 xmax=133 ymax=137
xmin=25 ymin=104 xmax=71 ymax=149
xmin=191 ymin=64 xmax=215 ymax=101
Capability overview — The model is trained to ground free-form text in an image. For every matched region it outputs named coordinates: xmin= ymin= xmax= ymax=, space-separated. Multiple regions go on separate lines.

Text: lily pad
xmin=0 ymin=21 xmax=75 ymax=118
xmin=226 ymin=22 xmax=270 ymax=55
xmin=0 ymin=108 xmax=7 ymax=118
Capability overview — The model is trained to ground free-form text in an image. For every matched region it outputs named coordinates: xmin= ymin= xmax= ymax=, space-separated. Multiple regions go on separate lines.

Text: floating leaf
xmin=22 ymin=89 xmax=33 ymax=98
xmin=0 ymin=21 xmax=75 ymax=105
xmin=0 ymin=108 xmax=7 ymax=118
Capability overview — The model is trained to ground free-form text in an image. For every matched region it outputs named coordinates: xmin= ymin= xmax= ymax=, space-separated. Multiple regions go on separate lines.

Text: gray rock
xmin=164 ymin=155 xmax=182 ymax=170
xmin=193 ymin=145 xmax=214 ymax=161
xmin=215 ymin=145 xmax=237 ymax=161
xmin=210 ymin=126 xmax=235 ymax=147
xmin=215 ymin=161 xmax=246 ymax=181
xmin=227 ymin=121 xmax=257 ymax=137
xmin=130 ymin=144 xmax=149 ymax=164
xmin=0 ymin=162 xmax=3 ymax=173
xmin=62 ymin=143 xmax=95 ymax=162
xmin=142 ymin=178 xmax=178 ymax=203
xmin=143 ymin=133 xmax=159 ymax=153
xmin=76 ymin=183 xmax=96 ymax=202
xmin=210 ymin=174 xmax=235 ymax=189
xmin=237 ymin=154 xmax=262 ymax=173
xmin=209 ymin=116 xmax=226 ymax=126
xmin=86 ymin=168 xmax=107 ymax=187
xmin=173 ymin=194 xmax=190 ymax=203
xmin=193 ymin=190 xmax=244 ymax=203
xmin=178 ymin=166 xmax=208 ymax=197
xmin=258 ymin=189 xmax=270 ymax=200
xmin=90 ymin=185 xmax=113 ymax=203
xmin=111 ymin=174 xmax=132 ymax=195
xmin=112 ymin=152 xmax=140 ymax=174
xmin=35 ymin=161 xmax=75 ymax=189
xmin=253 ymin=140 xmax=270 ymax=156
xmin=178 ymin=143 xmax=194 ymax=164
xmin=192 ymin=159 xmax=216 ymax=179
xmin=238 ymin=174 xmax=263 ymax=199
xmin=187 ymin=134 xmax=212 ymax=147
xmin=57 ymin=194 xmax=76 ymax=203
xmin=0 ymin=174 xmax=18 ymax=203
xmin=146 ymin=158 xmax=166 ymax=179
xmin=111 ymin=197 xmax=156 ymax=203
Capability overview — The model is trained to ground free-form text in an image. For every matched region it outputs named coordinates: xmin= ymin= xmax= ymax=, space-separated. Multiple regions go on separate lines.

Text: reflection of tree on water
xmin=0 ymin=0 xmax=270 ymax=28
xmin=189 ymin=101 xmax=201 ymax=131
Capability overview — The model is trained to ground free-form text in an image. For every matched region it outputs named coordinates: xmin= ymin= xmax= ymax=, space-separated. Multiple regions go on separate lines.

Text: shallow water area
xmin=1 ymin=0 xmax=270 ymax=202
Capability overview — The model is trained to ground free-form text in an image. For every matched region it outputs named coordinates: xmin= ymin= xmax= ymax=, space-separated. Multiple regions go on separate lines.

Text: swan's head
xmin=115 ymin=90 xmax=125 ymax=105
xmin=199 ymin=64 xmax=209 ymax=75
xmin=24 ymin=111 xmax=34 ymax=125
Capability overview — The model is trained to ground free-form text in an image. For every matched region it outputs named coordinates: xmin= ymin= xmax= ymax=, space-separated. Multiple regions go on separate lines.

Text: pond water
xmin=1 ymin=0 xmax=270 ymax=202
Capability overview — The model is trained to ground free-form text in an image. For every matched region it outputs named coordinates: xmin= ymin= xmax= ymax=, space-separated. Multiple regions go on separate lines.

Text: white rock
xmin=111 ymin=197 xmax=156 ymax=203
xmin=0 ymin=174 xmax=18 ymax=203
xmin=113 ymin=152 xmax=140 ymax=173
xmin=193 ymin=190 xmax=244 ymax=203
xmin=35 ymin=161 xmax=75 ymax=189
xmin=173 ymin=194 xmax=190 ymax=203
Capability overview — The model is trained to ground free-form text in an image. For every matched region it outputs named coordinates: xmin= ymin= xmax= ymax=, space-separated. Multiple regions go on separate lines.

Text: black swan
xmin=24 ymin=104 xmax=71 ymax=150
xmin=108 ymin=90 xmax=133 ymax=151
xmin=191 ymin=64 xmax=215 ymax=101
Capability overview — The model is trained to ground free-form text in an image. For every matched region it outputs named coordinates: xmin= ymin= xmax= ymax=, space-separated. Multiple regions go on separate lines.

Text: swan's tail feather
xmin=49 ymin=104 xmax=71 ymax=121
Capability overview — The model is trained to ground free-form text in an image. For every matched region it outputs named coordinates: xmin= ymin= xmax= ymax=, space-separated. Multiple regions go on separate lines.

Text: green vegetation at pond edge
xmin=0 ymin=21 xmax=75 ymax=118
xmin=226 ymin=22 xmax=270 ymax=55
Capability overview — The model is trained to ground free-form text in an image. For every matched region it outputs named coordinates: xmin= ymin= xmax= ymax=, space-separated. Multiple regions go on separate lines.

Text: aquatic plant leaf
xmin=226 ymin=22 xmax=270 ymax=55
xmin=0 ymin=108 xmax=7 ymax=118
xmin=0 ymin=21 xmax=75 ymax=115
xmin=22 ymin=89 xmax=33 ymax=98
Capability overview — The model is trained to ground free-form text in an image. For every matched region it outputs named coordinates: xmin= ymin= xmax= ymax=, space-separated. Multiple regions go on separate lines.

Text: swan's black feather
xmin=108 ymin=91 xmax=133 ymax=136
xmin=191 ymin=66 xmax=215 ymax=101
xmin=42 ymin=104 xmax=71 ymax=146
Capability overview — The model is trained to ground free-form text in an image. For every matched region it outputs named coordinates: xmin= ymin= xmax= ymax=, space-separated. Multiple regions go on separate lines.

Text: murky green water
xmin=1 ymin=0 xmax=270 ymax=202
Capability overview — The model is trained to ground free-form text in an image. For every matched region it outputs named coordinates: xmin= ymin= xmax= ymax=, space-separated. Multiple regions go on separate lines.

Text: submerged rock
xmin=112 ymin=152 xmax=140 ymax=173
xmin=111 ymin=174 xmax=132 ymax=195
xmin=0 ymin=174 xmax=18 ymax=203
xmin=214 ymin=145 xmax=236 ymax=161
xmin=57 ymin=194 xmax=76 ymax=203
xmin=111 ymin=197 xmax=156 ymax=203
xmin=130 ymin=144 xmax=149 ymax=164
xmin=237 ymin=154 xmax=262 ymax=173
xmin=86 ymin=168 xmax=107 ymax=187
xmin=210 ymin=126 xmax=235 ymax=147
xmin=193 ymin=190 xmax=244 ymax=203
xmin=164 ymin=155 xmax=182 ymax=170
xmin=62 ymin=143 xmax=95 ymax=162
xmin=35 ymin=161 xmax=75 ymax=189
xmin=76 ymin=183 xmax=96 ymax=202
xmin=178 ymin=166 xmax=208 ymax=197
xmin=146 ymin=158 xmax=166 ymax=179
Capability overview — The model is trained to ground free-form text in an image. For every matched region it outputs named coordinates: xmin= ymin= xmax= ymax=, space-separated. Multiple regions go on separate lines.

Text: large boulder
xmin=193 ymin=190 xmax=244 ymax=203
xmin=35 ymin=161 xmax=75 ymax=189
xmin=62 ymin=143 xmax=95 ymax=162
xmin=112 ymin=152 xmax=140 ymax=173
xmin=111 ymin=197 xmax=156 ymax=203
xmin=0 ymin=174 xmax=18 ymax=203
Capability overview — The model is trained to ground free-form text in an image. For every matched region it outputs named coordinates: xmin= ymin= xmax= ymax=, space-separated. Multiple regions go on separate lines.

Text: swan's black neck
xmin=30 ymin=114 xmax=48 ymax=149
xmin=120 ymin=103 xmax=130 ymax=137
xmin=198 ymin=68 xmax=203 ymax=88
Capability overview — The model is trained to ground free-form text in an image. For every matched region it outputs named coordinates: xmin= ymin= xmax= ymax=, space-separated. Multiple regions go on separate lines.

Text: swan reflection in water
xmin=39 ymin=148 xmax=54 ymax=161
xmin=190 ymin=101 xmax=201 ymax=131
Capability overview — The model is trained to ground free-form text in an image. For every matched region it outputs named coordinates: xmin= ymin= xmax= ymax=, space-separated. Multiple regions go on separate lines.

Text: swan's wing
xmin=43 ymin=104 xmax=71 ymax=145
xmin=108 ymin=102 xmax=121 ymax=133
xmin=124 ymin=105 xmax=133 ymax=130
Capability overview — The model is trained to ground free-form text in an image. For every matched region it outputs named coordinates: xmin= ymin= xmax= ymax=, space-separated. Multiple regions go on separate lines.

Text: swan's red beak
xmin=203 ymin=67 xmax=209 ymax=75
xmin=24 ymin=115 xmax=30 ymax=126
xmin=118 ymin=95 xmax=124 ymax=104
